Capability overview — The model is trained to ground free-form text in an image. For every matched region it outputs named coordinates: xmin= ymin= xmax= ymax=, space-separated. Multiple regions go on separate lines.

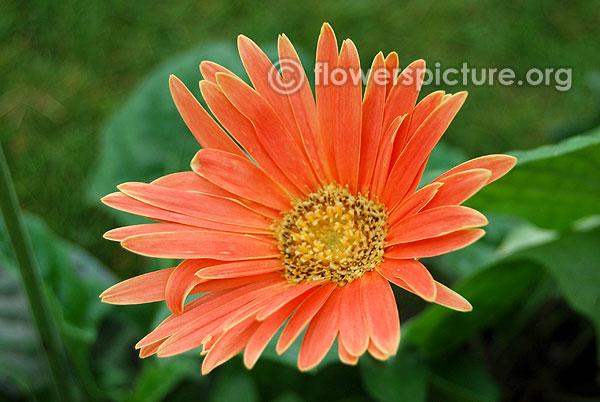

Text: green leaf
xmin=360 ymin=347 xmax=429 ymax=402
xmin=208 ymin=364 xmax=258 ymax=402
xmin=518 ymin=228 xmax=600 ymax=344
xmin=406 ymin=259 xmax=544 ymax=356
xmin=0 ymin=214 xmax=116 ymax=398
xmin=468 ymin=128 xmax=600 ymax=230
xmin=430 ymin=354 xmax=500 ymax=402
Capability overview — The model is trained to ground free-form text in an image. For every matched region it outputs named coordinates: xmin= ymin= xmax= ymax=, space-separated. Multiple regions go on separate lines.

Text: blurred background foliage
xmin=1 ymin=0 xmax=599 ymax=401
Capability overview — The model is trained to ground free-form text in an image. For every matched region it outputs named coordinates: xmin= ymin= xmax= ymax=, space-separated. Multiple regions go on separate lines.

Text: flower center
xmin=274 ymin=184 xmax=388 ymax=286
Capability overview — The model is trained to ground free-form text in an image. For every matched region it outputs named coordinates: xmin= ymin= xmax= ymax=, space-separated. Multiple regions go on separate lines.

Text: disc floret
xmin=275 ymin=184 xmax=388 ymax=285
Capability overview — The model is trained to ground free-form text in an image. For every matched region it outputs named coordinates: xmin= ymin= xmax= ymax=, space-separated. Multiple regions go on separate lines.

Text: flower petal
xmin=237 ymin=35 xmax=306 ymax=152
xmin=297 ymin=286 xmax=342 ymax=371
xmin=137 ymin=278 xmax=282 ymax=349
xmin=383 ymin=92 xmax=468 ymax=208
xmin=101 ymin=192 xmax=265 ymax=234
xmin=196 ymin=258 xmax=282 ymax=279
xmin=361 ymin=271 xmax=400 ymax=355
xmin=315 ymin=22 xmax=340 ymax=182
xmin=257 ymin=281 xmax=324 ymax=321
xmin=384 ymin=52 xmax=399 ymax=99
xmin=215 ymin=72 xmax=318 ymax=193
xmin=367 ymin=339 xmax=390 ymax=361
xmin=334 ymin=39 xmax=362 ymax=193
xmin=371 ymin=115 xmax=405 ymax=196
xmin=278 ymin=34 xmax=326 ymax=181
xmin=243 ymin=295 xmax=305 ymax=369
xmin=202 ymin=317 xmax=260 ymax=374
xmin=338 ymin=279 xmax=369 ymax=356
xmin=118 ymin=182 xmax=274 ymax=229
xmin=338 ymin=341 xmax=359 ymax=366
xmin=169 ymin=75 xmax=244 ymax=156
xmin=385 ymin=229 xmax=486 ymax=259
xmin=121 ymin=231 xmax=279 ymax=260
xmin=434 ymin=282 xmax=472 ymax=312
xmin=191 ymin=148 xmax=293 ymax=211
xmin=199 ymin=79 xmax=303 ymax=197
xmin=276 ymin=283 xmax=336 ymax=354
xmin=359 ymin=52 xmax=386 ymax=194
xmin=382 ymin=59 xmax=425 ymax=132
xmin=190 ymin=272 xmax=282 ymax=294
xmin=387 ymin=205 xmax=488 ymax=244
xmin=388 ymin=182 xmax=442 ymax=227
xmin=166 ymin=259 xmax=215 ymax=314
xmin=100 ymin=267 xmax=173 ymax=305
xmin=424 ymin=169 xmax=492 ymax=209
xmin=103 ymin=223 xmax=196 ymax=242
xmin=434 ymin=154 xmax=517 ymax=185
xmin=200 ymin=60 xmax=235 ymax=83
xmin=377 ymin=259 xmax=436 ymax=301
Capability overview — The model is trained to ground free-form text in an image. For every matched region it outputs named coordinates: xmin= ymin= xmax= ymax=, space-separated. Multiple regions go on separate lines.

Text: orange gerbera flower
xmin=100 ymin=23 xmax=516 ymax=374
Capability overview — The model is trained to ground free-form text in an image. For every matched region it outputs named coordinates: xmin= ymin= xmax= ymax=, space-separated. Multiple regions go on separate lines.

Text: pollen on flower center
xmin=274 ymin=184 xmax=388 ymax=285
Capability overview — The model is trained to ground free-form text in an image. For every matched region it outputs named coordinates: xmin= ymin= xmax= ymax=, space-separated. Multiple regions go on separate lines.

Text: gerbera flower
xmin=100 ymin=23 xmax=516 ymax=374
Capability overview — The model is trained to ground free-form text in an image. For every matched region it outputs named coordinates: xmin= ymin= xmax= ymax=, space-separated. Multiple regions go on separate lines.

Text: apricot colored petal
xmin=100 ymin=267 xmax=173 ymax=305
xmin=199 ymin=60 xmax=235 ymax=83
xmin=190 ymin=272 xmax=281 ymax=294
xmin=278 ymin=34 xmax=326 ymax=181
xmin=202 ymin=318 xmax=260 ymax=374
xmin=361 ymin=271 xmax=400 ymax=355
xmin=388 ymin=182 xmax=442 ymax=227
xmin=434 ymin=282 xmax=472 ymax=312
xmin=118 ymin=182 xmax=273 ymax=229
xmin=200 ymin=80 xmax=303 ymax=197
xmin=315 ymin=23 xmax=340 ymax=181
xmin=371 ymin=115 xmax=404 ymax=196
xmin=434 ymin=154 xmax=518 ymax=185
xmin=384 ymin=52 xmax=399 ymax=99
xmin=359 ymin=52 xmax=386 ymax=194
xmin=276 ymin=283 xmax=336 ymax=354
xmin=377 ymin=259 xmax=436 ymax=301
xmin=425 ymin=169 xmax=492 ymax=209
xmin=338 ymin=341 xmax=359 ymax=366
xmin=297 ymin=286 xmax=342 ymax=371
xmin=169 ymin=75 xmax=243 ymax=156
xmin=215 ymin=73 xmax=318 ymax=193
xmin=191 ymin=148 xmax=292 ymax=211
xmin=390 ymin=90 xmax=445 ymax=165
xmin=121 ymin=231 xmax=279 ymax=260
xmin=237 ymin=35 xmax=305 ymax=150
xmin=257 ymin=280 xmax=324 ymax=321
xmin=197 ymin=259 xmax=283 ymax=279
xmin=367 ymin=339 xmax=390 ymax=361
xmin=101 ymin=192 xmax=266 ymax=234
xmin=383 ymin=92 xmax=468 ymax=207
xmin=334 ymin=39 xmax=362 ymax=193
xmin=137 ymin=278 xmax=282 ymax=348
xmin=382 ymin=59 xmax=425 ymax=132
xmin=338 ymin=279 xmax=369 ymax=356
xmin=165 ymin=259 xmax=214 ymax=314
xmin=387 ymin=205 xmax=488 ymax=244
xmin=103 ymin=223 xmax=196 ymax=241
xmin=243 ymin=295 xmax=305 ymax=369
xmin=386 ymin=229 xmax=486 ymax=259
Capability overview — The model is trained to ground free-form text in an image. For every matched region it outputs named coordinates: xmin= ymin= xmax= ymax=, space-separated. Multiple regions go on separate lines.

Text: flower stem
xmin=0 ymin=144 xmax=74 ymax=401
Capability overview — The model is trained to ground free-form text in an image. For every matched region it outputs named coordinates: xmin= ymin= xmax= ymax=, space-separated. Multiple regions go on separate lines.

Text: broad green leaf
xmin=0 ymin=214 xmax=116 ymax=398
xmin=468 ymin=128 xmax=600 ymax=230
xmin=429 ymin=354 xmax=499 ymax=402
xmin=360 ymin=347 xmax=429 ymax=402
xmin=124 ymin=358 xmax=204 ymax=402
xmin=406 ymin=259 xmax=544 ymax=356
xmin=519 ymin=228 xmax=600 ymax=343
